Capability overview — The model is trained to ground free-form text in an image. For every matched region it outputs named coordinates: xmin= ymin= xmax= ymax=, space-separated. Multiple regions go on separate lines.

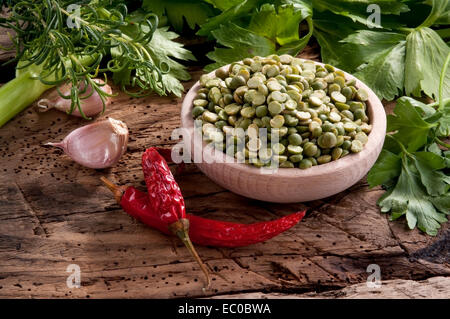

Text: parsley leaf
xmin=205 ymin=22 xmax=276 ymax=71
xmin=378 ymin=154 xmax=448 ymax=236
xmin=143 ymin=0 xmax=215 ymax=31
xmin=353 ymin=43 xmax=405 ymax=101
xmin=328 ymin=26 xmax=450 ymax=101
xmin=387 ymin=97 xmax=435 ymax=151
xmin=113 ymin=12 xmax=195 ymax=97
xmin=148 ymin=27 xmax=196 ymax=96
xmin=399 ymin=96 xmax=437 ymax=118
xmin=247 ymin=3 xmax=314 ymax=56
xmin=430 ymin=195 xmax=450 ymax=213
xmin=369 ymin=60 xmax=450 ymax=236
xmin=341 ymin=31 xmax=406 ymax=69
xmin=412 ymin=152 xmax=449 ymax=195
xmin=367 ymin=149 xmax=401 ymax=188
xmin=202 ymin=1 xmax=313 ymax=70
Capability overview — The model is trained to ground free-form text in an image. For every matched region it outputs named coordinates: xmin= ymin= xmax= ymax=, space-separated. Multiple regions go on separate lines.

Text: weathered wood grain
xmin=0 ymin=50 xmax=449 ymax=298
xmin=210 ymin=276 xmax=450 ymax=299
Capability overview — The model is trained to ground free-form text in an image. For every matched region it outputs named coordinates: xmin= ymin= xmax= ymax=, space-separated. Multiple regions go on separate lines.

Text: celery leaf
xmin=405 ymin=27 xmax=450 ymax=99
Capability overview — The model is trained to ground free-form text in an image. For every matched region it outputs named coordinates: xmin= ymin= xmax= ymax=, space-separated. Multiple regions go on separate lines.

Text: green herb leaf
xmin=412 ymin=152 xmax=449 ymax=195
xmin=387 ymin=97 xmax=435 ymax=151
xmin=338 ymin=30 xmax=406 ymax=100
xmin=427 ymin=143 xmax=443 ymax=156
xmin=413 ymin=151 xmax=447 ymax=169
xmin=203 ymin=0 xmax=244 ymax=11
xmin=430 ymin=194 xmax=450 ymax=213
xmin=405 ymin=27 xmax=450 ymax=99
xmin=313 ymin=15 xmax=357 ymax=70
xmin=281 ymin=0 xmax=313 ymax=17
xmin=341 ymin=31 xmax=406 ymax=69
xmin=205 ymin=22 xmax=276 ymax=71
xmin=277 ymin=15 xmax=313 ymax=55
xmin=197 ymin=0 xmax=264 ymax=36
xmin=312 ymin=1 xmax=450 ymax=100
xmin=114 ymin=12 xmax=195 ymax=97
xmin=148 ymin=27 xmax=196 ymax=96
xmin=143 ymin=0 xmax=215 ymax=31
xmin=248 ymin=3 xmax=306 ymax=45
xmin=354 ymin=41 xmax=406 ymax=101
xmin=419 ymin=0 xmax=450 ymax=28
xmin=436 ymin=106 xmax=450 ymax=136
xmin=382 ymin=134 xmax=403 ymax=154
xmin=369 ymin=61 xmax=450 ymax=235
xmin=204 ymin=1 xmax=312 ymax=70
xmin=378 ymin=156 xmax=448 ymax=236
xmin=312 ymin=0 xmax=409 ymax=28
xmin=398 ymin=96 xmax=437 ymax=118
xmin=367 ymin=149 xmax=402 ymax=188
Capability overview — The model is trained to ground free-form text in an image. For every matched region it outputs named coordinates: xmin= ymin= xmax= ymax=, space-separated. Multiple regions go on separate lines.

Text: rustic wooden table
xmin=0 ymin=51 xmax=449 ymax=298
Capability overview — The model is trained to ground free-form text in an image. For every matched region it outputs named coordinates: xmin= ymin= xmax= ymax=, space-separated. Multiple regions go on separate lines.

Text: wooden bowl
xmin=180 ymin=60 xmax=386 ymax=203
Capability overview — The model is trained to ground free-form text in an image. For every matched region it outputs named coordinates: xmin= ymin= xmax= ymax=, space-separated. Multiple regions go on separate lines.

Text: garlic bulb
xmin=47 ymin=118 xmax=129 ymax=169
xmin=38 ymin=79 xmax=112 ymax=117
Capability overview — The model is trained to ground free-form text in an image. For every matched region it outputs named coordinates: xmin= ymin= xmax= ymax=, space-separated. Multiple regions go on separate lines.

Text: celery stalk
xmin=0 ymin=66 xmax=53 ymax=128
xmin=0 ymin=55 xmax=96 ymax=128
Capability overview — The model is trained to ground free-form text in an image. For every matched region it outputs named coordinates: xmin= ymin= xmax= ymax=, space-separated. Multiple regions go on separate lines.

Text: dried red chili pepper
xmin=153 ymin=147 xmax=185 ymax=175
xmin=101 ymin=183 xmax=171 ymax=235
xmin=100 ymin=181 xmax=306 ymax=248
xmin=141 ymin=147 xmax=210 ymax=287
xmin=188 ymin=212 xmax=305 ymax=247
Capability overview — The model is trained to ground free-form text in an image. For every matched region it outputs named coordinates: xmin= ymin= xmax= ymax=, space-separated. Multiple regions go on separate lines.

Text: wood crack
xmin=230 ymin=257 xmax=282 ymax=287
xmin=14 ymin=182 xmax=48 ymax=237
xmin=386 ymin=217 xmax=412 ymax=256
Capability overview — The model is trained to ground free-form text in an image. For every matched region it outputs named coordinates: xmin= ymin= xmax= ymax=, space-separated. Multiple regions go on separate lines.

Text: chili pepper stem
xmin=169 ymin=218 xmax=211 ymax=289
xmin=100 ymin=176 xmax=127 ymax=204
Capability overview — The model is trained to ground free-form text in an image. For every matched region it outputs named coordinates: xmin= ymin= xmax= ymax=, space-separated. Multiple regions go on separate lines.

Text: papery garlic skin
xmin=48 ymin=118 xmax=128 ymax=169
xmin=38 ymin=79 xmax=112 ymax=117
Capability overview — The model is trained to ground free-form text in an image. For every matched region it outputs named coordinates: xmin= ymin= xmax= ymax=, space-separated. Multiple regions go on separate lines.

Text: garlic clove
xmin=37 ymin=79 xmax=112 ymax=117
xmin=47 ymin=118 xmax=128 ymax=169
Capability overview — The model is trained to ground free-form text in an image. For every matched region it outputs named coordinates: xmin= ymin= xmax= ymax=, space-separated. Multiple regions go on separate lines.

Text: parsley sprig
xmin=368 ymin=53 xmax=450 ymax=236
